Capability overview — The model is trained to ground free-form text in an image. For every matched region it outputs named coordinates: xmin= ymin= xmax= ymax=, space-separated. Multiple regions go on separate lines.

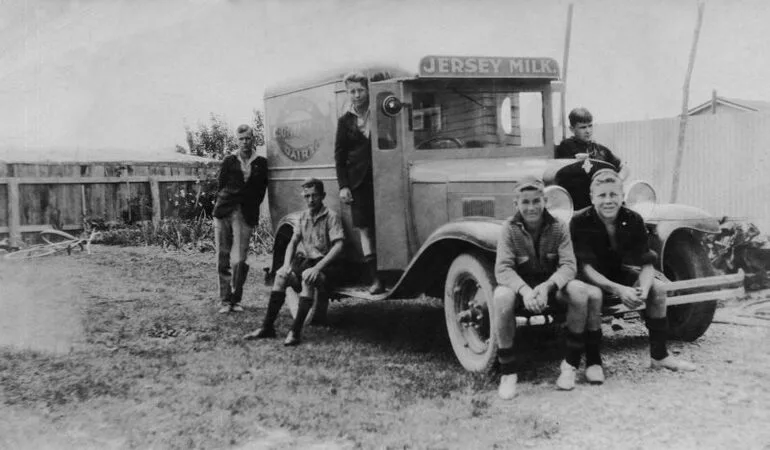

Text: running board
xmin=329 ymin=286 xmax=391 ymax=301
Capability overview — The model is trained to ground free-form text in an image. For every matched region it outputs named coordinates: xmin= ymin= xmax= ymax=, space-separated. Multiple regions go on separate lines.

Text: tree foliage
xmin=176 ymin=110 xmax=265 ymax=161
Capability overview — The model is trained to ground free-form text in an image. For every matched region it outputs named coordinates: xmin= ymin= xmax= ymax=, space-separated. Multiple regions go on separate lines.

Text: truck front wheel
xmin=444 ymin=252 xmax=498 ymax=373
xmin=664 ymin=237 xmax=717 ymax=341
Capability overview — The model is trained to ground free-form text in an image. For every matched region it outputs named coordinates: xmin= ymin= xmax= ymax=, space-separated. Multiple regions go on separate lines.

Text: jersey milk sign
xmin=419 ymin=55 xmax=560 ymax=79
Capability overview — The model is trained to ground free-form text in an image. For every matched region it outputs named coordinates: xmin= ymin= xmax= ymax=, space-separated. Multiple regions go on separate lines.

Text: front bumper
xmin=607 ymin=270 xmax=745 ymax=314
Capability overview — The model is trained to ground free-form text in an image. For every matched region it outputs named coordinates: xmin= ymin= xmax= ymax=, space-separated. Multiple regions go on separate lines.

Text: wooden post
xmin=670 ymin=1 xmax=705 ymax=203
xmin=8 ymin=179 xmax=21 ymax=244
xmin=560 ymin=3 xmax=574 ymax=142
xmin=150 ymin=177 xmax=162 ymax=225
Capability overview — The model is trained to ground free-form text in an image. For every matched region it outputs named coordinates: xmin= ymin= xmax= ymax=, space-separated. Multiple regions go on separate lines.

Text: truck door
xmin=369 ymin=80 xmax=411 ymax=271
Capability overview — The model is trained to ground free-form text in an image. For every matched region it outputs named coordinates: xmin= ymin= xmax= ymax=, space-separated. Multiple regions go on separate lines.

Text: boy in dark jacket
xmin=570 ymin=169 xmax=696 ymax=375
xmin=212 ymin=124 xmax=268 ymax=313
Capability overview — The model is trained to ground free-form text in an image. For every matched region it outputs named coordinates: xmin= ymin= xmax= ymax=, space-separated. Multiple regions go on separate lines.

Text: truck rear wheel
xmin=444 ymin=252 xmax=498 ymax=373
xmin=664 ymin=238 xmax=717 ymax=341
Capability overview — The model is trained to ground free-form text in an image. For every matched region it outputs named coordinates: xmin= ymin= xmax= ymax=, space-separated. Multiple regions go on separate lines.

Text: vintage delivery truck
xmin=263 ymin=55 xmax=744 ymax=372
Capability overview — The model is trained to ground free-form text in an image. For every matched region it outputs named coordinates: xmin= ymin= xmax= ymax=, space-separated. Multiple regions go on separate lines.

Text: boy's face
xmin=571 ymin=121 xmax=593 ymax=143
xmin=302 ymin=186 xmax=324 ymax=212
xmin=591 ymin=182 xmax=623 ymax=221
xmin=516 ymin=189 xmax=545 ymax=226
xmin=346 ymin=81 xmax=369 ymax=110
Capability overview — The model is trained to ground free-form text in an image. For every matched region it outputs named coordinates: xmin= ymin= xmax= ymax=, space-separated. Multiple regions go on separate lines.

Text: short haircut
xmin=568 ymin=107 xmax=593 ymax=127
xmin=236 ymin=124 xmax=253 ymax=136
xmin=301 ymin=177 xmax=325 ymax=195
xmin=590 ymin=169 xmax=622 ymax=194
xmin=343 ymin=71 xmax=369 ymax=89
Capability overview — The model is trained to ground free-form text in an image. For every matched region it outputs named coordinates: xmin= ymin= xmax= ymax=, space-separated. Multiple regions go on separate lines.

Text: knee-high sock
xmin=584 ymin=329 xmax=603 ymax=366
xmin=497 ymin=346 xmax=517 ymax=375
xmin=564 ymin=330 xmax=584 ymax=368
xmin=291 ymin=296 xmax=314 ymax=336
xmin=262 ymin=291 xmax=286 ymax=329
xmin=645 ymin=316 xmax=669 ymax=360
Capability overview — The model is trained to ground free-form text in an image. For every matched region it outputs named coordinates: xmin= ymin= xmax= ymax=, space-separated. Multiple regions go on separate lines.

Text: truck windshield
xmin=412 ymin=89 xmax=544 ymax=150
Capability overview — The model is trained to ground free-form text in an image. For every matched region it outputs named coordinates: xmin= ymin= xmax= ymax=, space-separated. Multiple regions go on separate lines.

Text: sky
xmin=1 ymin=0 xmax=769 ymax=153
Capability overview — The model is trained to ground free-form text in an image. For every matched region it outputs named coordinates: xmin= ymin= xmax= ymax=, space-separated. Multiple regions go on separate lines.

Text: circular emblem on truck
xmin=273 ymin=97 xmax=327 ymax=162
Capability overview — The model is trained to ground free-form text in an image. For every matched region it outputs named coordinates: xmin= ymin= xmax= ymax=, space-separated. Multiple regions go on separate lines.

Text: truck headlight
xmin=625 ymin=181 xmax=657 ymax=207
xmin=545 ymin=185 xmax=574 ymax=223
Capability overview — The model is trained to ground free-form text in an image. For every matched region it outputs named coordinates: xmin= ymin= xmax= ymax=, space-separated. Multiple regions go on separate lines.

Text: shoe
xmin=368 ymin=278 xmax=385 ymax=295
xmin=556 ymin=360 xmax=577 ymax=390
xmin=650 ymin=356 xmax=696 ymax=372
xmin=498 ymin=374 xmax=518 ymax=400
xmin=231 ymin=304 xmax=244 ymax=312
xmin=283 ymin=330 xmax=301 ymax=346
xmin=243 ymin=327 xmax=276 ymax=340
xmin=218 ymin=304 xmax=231 ymax=314
xmin=585 ymin=364 xmax=605 ymax=384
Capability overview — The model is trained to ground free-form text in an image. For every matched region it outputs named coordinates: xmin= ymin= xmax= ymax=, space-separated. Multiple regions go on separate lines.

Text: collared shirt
xmin=349 ymin=104 xmax=371 ymax=138
xmin=555 ymin=136 xmax=623 ymax=171
xmin=495 ymin=209 xmax=577 ymax=293
xmin=570 ymin=205 xmax=657 ymax=281
xmin=237 ymin=150 xmax=258 ymax=182
xmin=294 ymin=206 xmax=345 ymax=260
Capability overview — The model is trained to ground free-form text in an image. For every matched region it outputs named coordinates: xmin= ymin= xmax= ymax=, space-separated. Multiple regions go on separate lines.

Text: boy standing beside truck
xmin=334 ymin=72 xmax=384 ymax=294
xmin=212 ymin=124 xmax=268 ymax=314
xmin=493 ymin=175 xmax=604 ymax=399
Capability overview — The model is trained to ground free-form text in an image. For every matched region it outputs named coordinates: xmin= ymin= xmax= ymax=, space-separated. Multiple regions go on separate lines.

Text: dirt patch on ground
xmin=0 ymin=257 xmax=86 ymax=354
xmin=1 ymin=246 xmax=769 ymax=449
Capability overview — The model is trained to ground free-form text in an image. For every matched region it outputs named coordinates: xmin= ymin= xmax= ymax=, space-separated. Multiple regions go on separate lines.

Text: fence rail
xmin=0 ymin=161 xmax=217 ymax=242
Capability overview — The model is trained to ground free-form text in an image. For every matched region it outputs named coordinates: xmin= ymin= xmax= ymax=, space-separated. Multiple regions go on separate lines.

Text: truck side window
xmin=376 ymin=92 xmax=397 ymax=150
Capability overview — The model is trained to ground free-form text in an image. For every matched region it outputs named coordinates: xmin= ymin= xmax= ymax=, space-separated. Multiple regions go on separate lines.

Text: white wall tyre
xmin=444 ymin=252 xmax=498 ymax=373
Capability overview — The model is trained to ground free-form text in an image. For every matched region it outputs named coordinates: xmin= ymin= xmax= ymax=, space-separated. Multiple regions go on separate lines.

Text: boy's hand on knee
xmin=616 ymin=285 xmax=643 ymax=309
xmin=302 ymin=267 xmax=321 ymax=285
xmin=522 ymin=286 xmax=545 ymax=314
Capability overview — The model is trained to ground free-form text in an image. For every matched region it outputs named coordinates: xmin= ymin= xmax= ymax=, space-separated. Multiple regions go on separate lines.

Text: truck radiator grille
xmin=462 ymin=198 xmax=495 ymax=217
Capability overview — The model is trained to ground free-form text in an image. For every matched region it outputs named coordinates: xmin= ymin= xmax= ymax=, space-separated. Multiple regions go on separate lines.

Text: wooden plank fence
xmin=0 ymin=161 xmax=218 ymax=242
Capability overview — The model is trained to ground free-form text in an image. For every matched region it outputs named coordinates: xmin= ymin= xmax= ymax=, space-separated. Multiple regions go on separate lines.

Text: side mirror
xmin=381 ymin=95 xmax=403 ymax=117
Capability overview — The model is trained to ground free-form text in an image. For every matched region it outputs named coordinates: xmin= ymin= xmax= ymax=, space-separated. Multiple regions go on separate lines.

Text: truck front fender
xmin=386 ymin=218 xmax=503 ymax=299
xmin=632 ymin=203 xmax=720 ymax=243
xmin=632 ymin=202 xmax=720 ymax=263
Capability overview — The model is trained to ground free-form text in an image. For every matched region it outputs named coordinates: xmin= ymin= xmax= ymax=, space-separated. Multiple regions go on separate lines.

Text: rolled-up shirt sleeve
xmin=327 ymin=212 xmax=345 ymax=245
xmin=495 ymin=223 xmax=526 ymax=293
xmin=548 ymin=222 xmax=577 ymax=289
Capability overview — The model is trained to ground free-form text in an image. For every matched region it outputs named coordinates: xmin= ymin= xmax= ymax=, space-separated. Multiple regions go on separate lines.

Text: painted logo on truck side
xmin=273 ymin=97 xmax=327 ymax=162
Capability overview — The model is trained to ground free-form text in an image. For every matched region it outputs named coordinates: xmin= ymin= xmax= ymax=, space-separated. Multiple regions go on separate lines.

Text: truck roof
xmin=264 ymin=64 xmax=414 ymax=99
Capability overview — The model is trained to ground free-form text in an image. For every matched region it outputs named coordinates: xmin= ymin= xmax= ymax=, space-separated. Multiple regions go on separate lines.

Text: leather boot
xmin=231 ymin=262 xmax=250 ymax=307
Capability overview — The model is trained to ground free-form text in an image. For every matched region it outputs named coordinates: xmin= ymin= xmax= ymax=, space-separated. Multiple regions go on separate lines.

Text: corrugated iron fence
xmin=594 ymin=112 xmax=770 ymax=231
xmin=0 ymin=161 xmax=218 ymax=242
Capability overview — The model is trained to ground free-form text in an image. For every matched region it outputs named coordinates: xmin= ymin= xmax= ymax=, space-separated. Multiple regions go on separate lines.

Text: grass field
xmin=1 ymin=246 xmax=769 ymax=449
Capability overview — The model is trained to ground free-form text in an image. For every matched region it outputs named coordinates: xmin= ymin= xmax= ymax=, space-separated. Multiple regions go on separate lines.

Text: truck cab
xmin=264 ymin=55 xmax=743 ymax=373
